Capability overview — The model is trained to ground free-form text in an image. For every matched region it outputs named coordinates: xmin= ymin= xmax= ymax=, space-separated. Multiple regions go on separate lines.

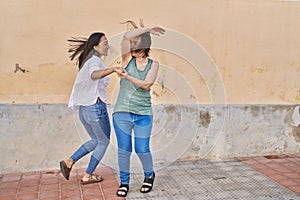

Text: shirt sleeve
xmin=88 ymin=57 xmax=102 ymax=78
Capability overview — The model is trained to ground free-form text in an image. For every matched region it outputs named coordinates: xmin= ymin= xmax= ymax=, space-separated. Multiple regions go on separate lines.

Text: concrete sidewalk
xmin=127 ymin=155 xmax=300 ymax=200
xmin=0 ymin=154 xmax=299 ymax=200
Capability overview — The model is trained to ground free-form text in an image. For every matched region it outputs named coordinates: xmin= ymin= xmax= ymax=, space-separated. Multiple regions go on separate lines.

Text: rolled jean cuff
xmin=86 ymin=155 xmax=100 ymax=174
xmin=71 ymin=145 xmax=89 ymax=163
xmin=120 ymin=171 xmax=130 ymax=185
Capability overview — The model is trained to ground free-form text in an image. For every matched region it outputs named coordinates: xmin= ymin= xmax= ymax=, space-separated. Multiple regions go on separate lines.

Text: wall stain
xmin=291 ymin=125 xmax=300 ymax=143
xmin=199 ymin=111 xmax=211 ymax=128
xmin=164 ymin=106 xmax=181 ymax=121
xmin=284 ymin=141 xmax=288 ymax=151
xmin=284 ymin=106 xmax=297 ymax=124
xmin=250 ymin=64 xmax=269 ymax=73
xmin=189 ymin=94 xmax=196 ymax=99
xmin=244 ymin=122 xmax=249 ymax=132
xmin=38 ymin=105 xmax=45 ymax=112
xmin=251 ymin=106 xmax=260 ymax=117
xmin=270 ymin=105 xmax=288 ymax=112
xmin=14 ymin=63 xmax=29 ymax=74
xmin=284 ymin=106 xmax=300 ymax=143
xmin=291 ymin=106 xmax=300 ymax=126
xmin=152 ymin=90 xmax=160 ymax=98
xmin=164 ymin=106 xmax=176 ymax=113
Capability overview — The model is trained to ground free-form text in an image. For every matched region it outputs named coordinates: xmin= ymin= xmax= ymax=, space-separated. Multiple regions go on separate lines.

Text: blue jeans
xmin=113 ymin=112 xmax=154 ymax=185
xmin=71 ymin=102 xmax=110 ymax=174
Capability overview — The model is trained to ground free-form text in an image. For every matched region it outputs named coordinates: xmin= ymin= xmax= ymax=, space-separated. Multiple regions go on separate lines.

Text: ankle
xmin=68 ymin=158 xmax=74 ymax=164
xmin=65 ymin=158 xmax=74 ymax=168
xmin=82 ymin=173 xmax=91 ymax=180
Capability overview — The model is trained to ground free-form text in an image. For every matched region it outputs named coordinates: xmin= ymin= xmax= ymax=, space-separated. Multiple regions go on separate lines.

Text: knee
xmin=98 ymin=138 xmax=109 ymax=149
xmin=90 ymin=139 xmax=97 ymax=146
xmin=117 ymin=139 xmax=132 ymax=152
xmin=84 ymin=139 xmax=98 ymax=151
xmin=118 ymin=148 xmax=132 ymax=157
xmin=134 ymin=137 xmax=150 ymax=154
xmin=134 ymin=145 xmax=150 ymax=154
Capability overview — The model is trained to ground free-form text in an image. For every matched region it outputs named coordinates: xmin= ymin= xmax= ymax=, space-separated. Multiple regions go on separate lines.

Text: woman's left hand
xmin=115 ymin=67 xmax=127 ymax=78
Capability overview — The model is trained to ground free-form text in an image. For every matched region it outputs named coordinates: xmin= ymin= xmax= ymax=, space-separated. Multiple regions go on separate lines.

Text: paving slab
xmin=125 ymin=158 xmax=300 ymax=200
xmin=0 ymin=155 xmax=300 ymax=200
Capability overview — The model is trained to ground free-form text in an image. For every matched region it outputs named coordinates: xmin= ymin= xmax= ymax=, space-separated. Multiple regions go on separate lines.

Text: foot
xmin=80 ymin=173 xmax=103 ymax=185
xmin=64 ymin=158 xmax=74 ymax=168
xmin=59 ymin=158 xmax=74 ymax=180
xmin=140 ymin=172 xmax=155 ymax=193
xmin=116 ymin=184 xmax=129 ymax=197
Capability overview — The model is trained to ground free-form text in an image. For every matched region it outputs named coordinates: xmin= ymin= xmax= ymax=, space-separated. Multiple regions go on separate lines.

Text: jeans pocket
xmin=85 ymin=108 xmax=101 ymax=122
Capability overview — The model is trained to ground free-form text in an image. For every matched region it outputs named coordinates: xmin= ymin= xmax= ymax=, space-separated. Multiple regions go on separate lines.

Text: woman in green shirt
xmin=113 ymin=21 xmax=165 ymax=197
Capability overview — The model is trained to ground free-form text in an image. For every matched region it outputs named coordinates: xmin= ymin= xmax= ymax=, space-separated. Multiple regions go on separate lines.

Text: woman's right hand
xmin=114 ymin=67 xmax=126 ymax=78
xmin=149 ymin=26 xmax=166 ymax=36
xmin=114 ymin=67 xmax=125 ymax=73
xmin=115 ymin=69 xmax=128 ymax=79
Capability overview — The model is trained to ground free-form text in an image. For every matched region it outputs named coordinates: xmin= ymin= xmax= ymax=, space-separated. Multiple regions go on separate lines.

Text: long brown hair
xmin=122 ymin=19 xmax=151 ymax=57
xmin=68 ymin=32 xmax=105 ymax=70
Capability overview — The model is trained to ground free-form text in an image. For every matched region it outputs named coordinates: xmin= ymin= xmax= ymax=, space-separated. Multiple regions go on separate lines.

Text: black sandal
xmin=116 ymin=184 xmax=129 ymax=197
xmin=140 ymin=172 xmax=155 ymax=193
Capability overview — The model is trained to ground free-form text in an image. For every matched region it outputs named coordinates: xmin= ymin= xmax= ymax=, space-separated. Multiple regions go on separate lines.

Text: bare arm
xmin=118 ymin=61 xmax=159 ymax=90
xmin=91 ymin=67 xmax=124 ymax=80
xmin=121 ymin=26 xmax=165 ymax=67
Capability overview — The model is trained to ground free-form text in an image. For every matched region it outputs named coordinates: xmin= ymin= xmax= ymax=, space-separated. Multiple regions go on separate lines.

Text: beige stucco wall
xmin=0 ymin=0 xmax=299 ymax=104
xmin=0 ymin=1 xmax=300 ymax=173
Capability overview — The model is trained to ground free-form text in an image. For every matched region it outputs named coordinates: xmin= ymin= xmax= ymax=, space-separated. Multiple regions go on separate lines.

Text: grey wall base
xmin=0 ymin=104 xmax=299 ymax=173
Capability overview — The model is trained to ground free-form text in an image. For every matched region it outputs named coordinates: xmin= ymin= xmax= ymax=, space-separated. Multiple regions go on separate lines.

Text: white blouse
xmin=68 ymin=55 xmax=109 ymax=109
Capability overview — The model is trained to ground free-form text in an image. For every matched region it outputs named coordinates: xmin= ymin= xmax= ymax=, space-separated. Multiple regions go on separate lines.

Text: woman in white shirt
xmin=60 ymin=32 xmax=122 ymax=185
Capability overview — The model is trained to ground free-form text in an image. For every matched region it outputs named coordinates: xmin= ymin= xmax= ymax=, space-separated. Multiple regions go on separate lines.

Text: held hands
xmin=114 ymin=67 xmax=128 ymax=78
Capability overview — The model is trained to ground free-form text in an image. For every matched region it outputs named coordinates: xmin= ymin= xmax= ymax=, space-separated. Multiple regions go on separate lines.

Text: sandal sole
xmin=60 ymin=161 xmax=71 ymax=180
xmin=80 ymin=176 xmax=103 ymax=185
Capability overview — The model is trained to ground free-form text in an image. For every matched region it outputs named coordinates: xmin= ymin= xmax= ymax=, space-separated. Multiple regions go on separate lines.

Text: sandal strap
xmin=141 ymin=182 xmax=153 ymax=187
xmin=140 ymin=172 xmax=155 ymax=193
xmin=119 ymin=184 xmax=129 ymax=189
xmin=90 ymin=174 xmax=103 ymax=181
xmin=117 ymin=184 xmax=129 ymax=197
xmin=118 ymin=186 xmax=128 ymax=192
xmin=144 ymin=177 xmax=153 ymax=183
xmin=143 ymin=172 xmax=155 ymax=184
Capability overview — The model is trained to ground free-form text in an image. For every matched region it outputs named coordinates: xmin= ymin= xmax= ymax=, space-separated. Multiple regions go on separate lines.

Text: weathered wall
xmin=0 ymin=1 xmax=299 ymax=173
xmin=0 ymin=104 xmax=299 ymax=173
xmin=0 ymin=0 xmax=299 ymax=104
